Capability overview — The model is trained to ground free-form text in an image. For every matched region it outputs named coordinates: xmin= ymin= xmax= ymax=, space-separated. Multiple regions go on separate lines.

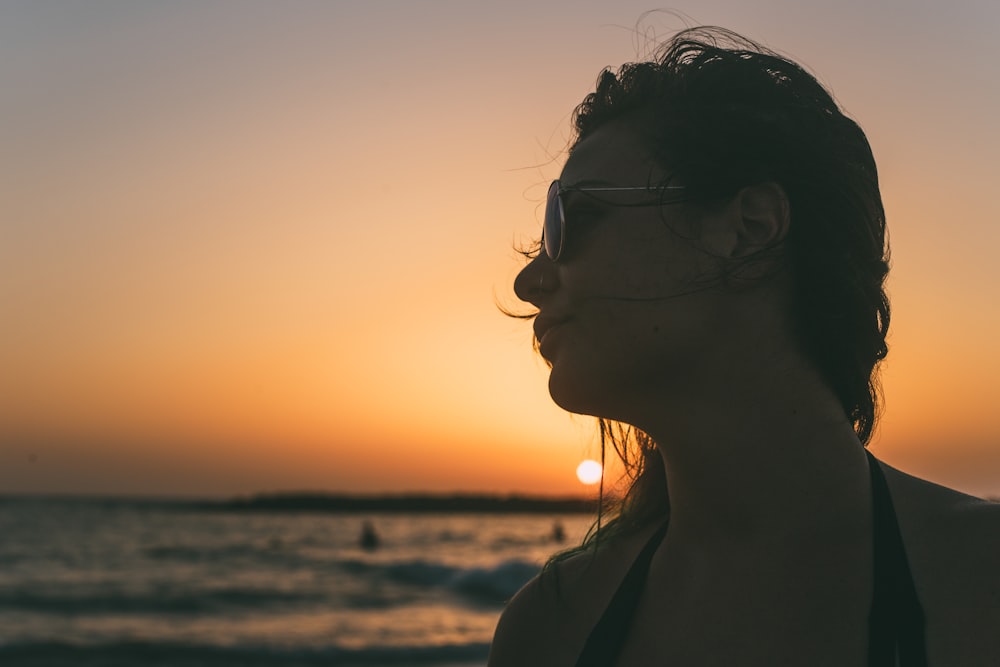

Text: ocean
xmin=0 ymin=497 xmax=593 ymax=667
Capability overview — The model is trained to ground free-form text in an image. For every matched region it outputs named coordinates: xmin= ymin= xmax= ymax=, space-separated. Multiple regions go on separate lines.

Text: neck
xmin=635 ymin=346 xmax=871 ymax=547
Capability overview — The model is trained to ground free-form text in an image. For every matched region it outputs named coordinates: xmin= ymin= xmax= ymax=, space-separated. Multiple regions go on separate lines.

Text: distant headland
xmin=204 ymin=493 xmax=600 ymax=514
xmin=0 ymin=492 xmax=602 ymax=514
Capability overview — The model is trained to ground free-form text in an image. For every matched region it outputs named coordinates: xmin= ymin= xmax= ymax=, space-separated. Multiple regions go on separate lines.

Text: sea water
xmin=0 ymin=497 xmax=593 ymax=666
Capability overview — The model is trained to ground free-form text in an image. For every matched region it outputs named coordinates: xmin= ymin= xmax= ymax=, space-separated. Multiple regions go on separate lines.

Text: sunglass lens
xmin=543 ymin=181 xmax=562 ymax=260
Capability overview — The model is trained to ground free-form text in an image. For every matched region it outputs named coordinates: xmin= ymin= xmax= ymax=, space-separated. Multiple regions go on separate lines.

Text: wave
xmin=0 ymin=640 xmax=491 ymax=666
xmin=0 ymin=558 xmax=538 ymax=616
xmin=451 ymin=561 xmax=539 ymax=601
xmin=142 ymin=542 xmax=307 ymax=565
xmin=0 ymin=587 xmax=325 ymax=615
xmin=140 ymin=541 xmax=358 ymax=575
xmin=341 ymin=558 xmax=539 ymax=604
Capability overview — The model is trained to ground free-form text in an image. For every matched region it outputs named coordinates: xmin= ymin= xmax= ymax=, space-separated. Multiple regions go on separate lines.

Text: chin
xmin=546 ymin=361 xmax=627 ymax=420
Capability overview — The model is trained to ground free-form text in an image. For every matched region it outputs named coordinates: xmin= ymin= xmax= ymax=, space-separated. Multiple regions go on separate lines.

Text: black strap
xmin=574 ymin=520 xmax=669 ymax=667
xmin=866 ymin=450 xmax=928 ymax=667
xmin=574 ymin=452 xmax=928 ymax=667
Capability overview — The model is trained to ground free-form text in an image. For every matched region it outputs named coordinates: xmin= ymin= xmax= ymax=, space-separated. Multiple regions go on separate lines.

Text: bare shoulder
xmin=487 ymin=524 xmax=661 ymax=667
xmin=486 ymin=555 xmax=583 ymax=667
xmin=878 ymin=459 xmax=1000 ymax=662
xmin=879 ymin=459 xmax=1000 ymax=561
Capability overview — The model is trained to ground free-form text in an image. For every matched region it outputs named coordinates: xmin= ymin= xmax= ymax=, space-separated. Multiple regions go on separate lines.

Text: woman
xmin=490 ymin=28 xmax=999 ymax=667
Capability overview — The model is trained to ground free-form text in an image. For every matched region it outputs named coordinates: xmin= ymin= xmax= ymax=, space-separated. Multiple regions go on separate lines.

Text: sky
xmin=2 ymin=1 xmax=999 ymax=498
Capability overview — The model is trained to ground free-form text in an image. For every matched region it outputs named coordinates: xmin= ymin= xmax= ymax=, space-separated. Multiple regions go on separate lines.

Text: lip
xmin=534 ymin=315 xmax=571 ymax=354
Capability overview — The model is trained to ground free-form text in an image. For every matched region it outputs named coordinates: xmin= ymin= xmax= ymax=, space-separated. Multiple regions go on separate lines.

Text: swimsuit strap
xmin=866 ymin=449 xmax=928 ymax=667
xmin=574 ymin=452 xmax=928 ymax=667
xmin=573 ymin=519 xmax=669 ymax=667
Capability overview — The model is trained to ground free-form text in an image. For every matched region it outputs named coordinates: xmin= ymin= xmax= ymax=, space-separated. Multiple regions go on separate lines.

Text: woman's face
xmin=514 ymin=119 xmax=733 ymax=422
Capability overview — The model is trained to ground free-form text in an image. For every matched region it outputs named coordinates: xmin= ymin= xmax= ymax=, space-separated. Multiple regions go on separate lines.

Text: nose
xmin=513 ymin=254 xmax=558 ymax=306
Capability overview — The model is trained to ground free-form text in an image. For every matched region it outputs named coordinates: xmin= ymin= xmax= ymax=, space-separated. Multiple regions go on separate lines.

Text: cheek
xmin=543 ymin=234 xmax=715 ymax=415
xmin=600 ymin=309 xmax=685 ymax=379
xmin=545 ymin=305 xmax=678 ymax=415
xmin=546 ymin=280 xmax=733 ymax=417
xmin=597 ymin=236 xmax=706 ymax=303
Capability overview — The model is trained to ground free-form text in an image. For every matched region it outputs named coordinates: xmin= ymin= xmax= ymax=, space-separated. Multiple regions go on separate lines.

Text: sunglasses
xmin=543 ymin=180 xmax=688 ymax=261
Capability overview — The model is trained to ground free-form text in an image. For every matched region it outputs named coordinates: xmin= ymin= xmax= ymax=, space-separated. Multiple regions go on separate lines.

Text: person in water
xmin=489 ymin=27 xmax=999 ymax=667
xmin=359 ymin=519 xmax=380 ymax=551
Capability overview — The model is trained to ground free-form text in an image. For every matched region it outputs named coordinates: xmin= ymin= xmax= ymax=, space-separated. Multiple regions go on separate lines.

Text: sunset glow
xmin=1 ymin=2 xmax=998 ymax=498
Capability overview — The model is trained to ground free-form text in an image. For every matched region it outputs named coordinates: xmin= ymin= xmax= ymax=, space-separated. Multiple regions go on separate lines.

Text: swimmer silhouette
xmin=359 ymin=520 xmax=379 ymax=551
xmin=551 ymin=521 xmax=566 ymax=543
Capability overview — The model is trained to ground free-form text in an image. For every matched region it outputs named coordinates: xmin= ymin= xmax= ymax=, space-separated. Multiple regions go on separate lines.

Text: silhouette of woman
xmin=490 ymin=27 xmax=1000 ymax=667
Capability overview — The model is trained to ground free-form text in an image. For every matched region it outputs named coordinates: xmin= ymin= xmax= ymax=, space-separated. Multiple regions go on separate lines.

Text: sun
xmin=575 ymin=459 xmax=603 ymax=485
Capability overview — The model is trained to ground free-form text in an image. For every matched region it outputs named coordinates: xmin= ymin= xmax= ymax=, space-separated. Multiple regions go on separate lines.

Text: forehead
xmin=560 ymin=118 xmax=663 ymax=186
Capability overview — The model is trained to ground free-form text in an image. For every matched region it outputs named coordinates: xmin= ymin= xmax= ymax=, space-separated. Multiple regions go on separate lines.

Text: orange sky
xmin=2 ymin=1 xmax=999 ymax=498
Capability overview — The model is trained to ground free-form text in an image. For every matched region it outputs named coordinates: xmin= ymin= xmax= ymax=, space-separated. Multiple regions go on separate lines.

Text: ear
xmin=732 ymin=182 xmax=789 ymax=257
xmin=699 ymin=182 xmax=790 ymax=259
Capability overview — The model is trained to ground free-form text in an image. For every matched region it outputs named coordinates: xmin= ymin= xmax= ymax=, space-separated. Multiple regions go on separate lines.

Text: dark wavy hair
xmin=547 ymin=27 xmax=891 ymax=561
